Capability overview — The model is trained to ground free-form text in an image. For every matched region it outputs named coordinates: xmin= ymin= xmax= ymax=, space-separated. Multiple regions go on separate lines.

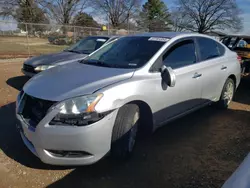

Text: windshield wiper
xmin=65 ymin=50 xmax=81 ymax=54
xmin=80 ymin=59 xmax=133 ymax=69
xmin=81 ymin=59 xmax=112 ymax=67
xmin=79 ymin=50 xmax=91 ymax=54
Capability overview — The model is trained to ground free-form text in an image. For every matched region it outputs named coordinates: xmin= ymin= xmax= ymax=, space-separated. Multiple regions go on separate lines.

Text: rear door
xmin=196 ymin=37 xmax=228 ymax=101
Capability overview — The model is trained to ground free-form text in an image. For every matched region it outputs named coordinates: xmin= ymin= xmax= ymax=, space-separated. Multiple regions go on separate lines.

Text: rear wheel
xmin=111 ymin=104 xmax=139 ymax=160
xmin=217 ymin=78 xmax=235 ymax=109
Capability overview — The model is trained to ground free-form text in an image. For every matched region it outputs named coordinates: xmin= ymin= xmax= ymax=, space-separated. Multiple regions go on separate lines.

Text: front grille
xmin=19 ymin=94 xmax=55 ymax=128
xmin=23 ymin=64 xmax=36 ymax=73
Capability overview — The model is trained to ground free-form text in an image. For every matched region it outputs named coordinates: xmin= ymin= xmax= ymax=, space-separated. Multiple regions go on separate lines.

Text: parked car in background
xmin=221 ymin=35 xmax=250 ymax=75
xmin=22 ymin=35 xmax=119 ymax=77
xmin=16 ymin=32 xmax=241 ymax=165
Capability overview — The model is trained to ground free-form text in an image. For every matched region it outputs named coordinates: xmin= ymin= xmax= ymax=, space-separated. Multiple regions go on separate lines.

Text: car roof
xmin=132 ymin=32 xmax=195 ymax=38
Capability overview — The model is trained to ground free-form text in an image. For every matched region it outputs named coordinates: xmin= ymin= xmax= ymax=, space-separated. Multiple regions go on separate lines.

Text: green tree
xmin=137 ymin=0 xmax=172 ymax=32
xmin=73 ymin=12 xmax=99 ymax=27
xmin=0 ymin=0 xmax=49 ymax=34
xmin=15 ymin=0 xmax=49 ymax=34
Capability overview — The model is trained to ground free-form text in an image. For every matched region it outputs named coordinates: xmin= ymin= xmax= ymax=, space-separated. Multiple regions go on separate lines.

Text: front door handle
xmin=221 ymin=65 xmax=227 ymax=70
xmin=193 ymin=72 xmax=202 ymax=78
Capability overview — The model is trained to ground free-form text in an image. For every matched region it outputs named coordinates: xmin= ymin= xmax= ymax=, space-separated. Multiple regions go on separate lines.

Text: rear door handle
xmin=193 ymin=72 xmax=202 ymax=78
xmin=221 ymin=65 xmax=227 ymax=70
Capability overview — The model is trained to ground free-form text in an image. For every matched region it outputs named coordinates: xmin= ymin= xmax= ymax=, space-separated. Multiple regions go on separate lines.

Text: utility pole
xmin=25 ymin=23 xmax=30 ymax=57
xmin=107 ymin=14 xmax=110 ymax=35
xmin=127 ymin=13 xmax=130 ymax=34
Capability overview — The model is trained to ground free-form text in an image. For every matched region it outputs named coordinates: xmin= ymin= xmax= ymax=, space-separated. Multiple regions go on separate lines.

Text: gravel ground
xmin=0 ymin=60 xmax=250 ymax=188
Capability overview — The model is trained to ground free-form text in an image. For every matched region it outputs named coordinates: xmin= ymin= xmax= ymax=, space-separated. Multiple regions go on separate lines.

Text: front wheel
xmin=217 ymin=78 xmax=235 ymax=109
xmin=111 ymin=104 xmax=139 ymax=160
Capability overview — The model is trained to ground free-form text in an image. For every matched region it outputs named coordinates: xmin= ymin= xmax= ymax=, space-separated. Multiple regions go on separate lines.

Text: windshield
xmin=64 ymin=37 xmax=109 ymax=54
xmin=83 ymin=36 xmax=167 ymax=69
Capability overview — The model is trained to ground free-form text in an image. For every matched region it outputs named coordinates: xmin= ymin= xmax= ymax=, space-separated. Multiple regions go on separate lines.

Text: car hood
xmin=23 ymin=62 xmax=135 ymax=101
xmin=24 ymin=51 xmax=88 ymax=66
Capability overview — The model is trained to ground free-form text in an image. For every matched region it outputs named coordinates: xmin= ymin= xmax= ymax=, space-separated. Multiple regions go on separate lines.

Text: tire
xmin=217 ymin=78 xmax=235 ymax=109
xmin=111 ymin=104 xmax=139 ymax=160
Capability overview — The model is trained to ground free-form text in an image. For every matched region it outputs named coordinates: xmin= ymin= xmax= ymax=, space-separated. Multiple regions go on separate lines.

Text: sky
xmin=142 ymin=0 xmax=250 ymax=34
xmin=0 ymin=0 xmax=250 ymax=34
xmin=237 ymin=0 xmax=250 ymax=34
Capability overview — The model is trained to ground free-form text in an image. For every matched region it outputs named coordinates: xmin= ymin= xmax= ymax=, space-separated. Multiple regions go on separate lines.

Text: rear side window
xmin=217 ymin=43 xmax=225 ymax=55
xmin=197 ymin=37 xmax=221 ymax=61
xmin=163 ymin=40 xmax=196 ymax=69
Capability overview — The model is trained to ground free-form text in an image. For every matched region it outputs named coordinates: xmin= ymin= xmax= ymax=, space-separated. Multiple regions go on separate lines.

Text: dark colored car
xmin=22 ymin=36 xmax=119 ymax=77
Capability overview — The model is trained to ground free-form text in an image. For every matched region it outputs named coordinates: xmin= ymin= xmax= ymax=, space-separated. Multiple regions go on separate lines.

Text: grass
xmin=0 ymin=36 xmax=68 ymax=57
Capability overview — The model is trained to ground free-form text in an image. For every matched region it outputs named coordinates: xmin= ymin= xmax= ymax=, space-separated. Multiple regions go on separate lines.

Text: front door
xmin=150 ymin=39 xmax=203 ymax=126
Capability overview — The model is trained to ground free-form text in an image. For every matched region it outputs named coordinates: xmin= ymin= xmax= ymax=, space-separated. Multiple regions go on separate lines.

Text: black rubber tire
xmin=111 ymin=104 xmax=139 ymax=160
xmin=217 ymin=78 xmax=235 ymax=109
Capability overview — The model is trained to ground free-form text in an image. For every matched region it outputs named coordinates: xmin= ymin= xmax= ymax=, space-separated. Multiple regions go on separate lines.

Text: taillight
xmin=237 ymin=56 xmax=242 ymax=64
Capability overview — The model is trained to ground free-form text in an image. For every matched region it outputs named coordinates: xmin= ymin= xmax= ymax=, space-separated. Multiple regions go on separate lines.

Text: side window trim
xmin=150 ymin=37 xmax=198 ymax=72
xmin=108 ymin=37 xmax=118 ymax=43
xmin=194 ymin=37 xmax=202 ymax=62
xmin=217 ymin=42 xmax=226 ymax=56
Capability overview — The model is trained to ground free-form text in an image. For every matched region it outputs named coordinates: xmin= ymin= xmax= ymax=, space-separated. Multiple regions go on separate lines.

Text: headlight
xmin=50 ymin=94 xmax=104 ymax=126
xmin=34 ymin=65 xmax=55 ymax=72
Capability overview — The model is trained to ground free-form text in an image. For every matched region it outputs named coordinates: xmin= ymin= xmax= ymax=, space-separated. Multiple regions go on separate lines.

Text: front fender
xmin=94 ymin=80 xmax=152 ymax=113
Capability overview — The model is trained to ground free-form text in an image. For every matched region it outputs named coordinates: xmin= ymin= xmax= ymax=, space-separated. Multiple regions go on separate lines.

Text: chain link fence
xmin=0 ymin=20 xmax=224 ymax=60
xmin=0 ymin=21 xmax=144 ymax=59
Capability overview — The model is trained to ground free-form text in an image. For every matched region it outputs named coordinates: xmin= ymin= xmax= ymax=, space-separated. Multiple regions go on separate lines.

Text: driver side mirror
xmin=160 ymin=65 xmax=176 ymax=87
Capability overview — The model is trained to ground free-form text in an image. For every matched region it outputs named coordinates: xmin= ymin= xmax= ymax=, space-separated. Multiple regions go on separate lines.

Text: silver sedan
xmin=16 ymin=32 xmax=241 ymax=165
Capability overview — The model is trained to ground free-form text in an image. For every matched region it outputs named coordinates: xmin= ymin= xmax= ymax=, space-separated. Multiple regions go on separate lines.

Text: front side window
xmin=163 ymin=40 xmax=196 ymax=69
xmin=197 ymin=37 xmax=220 ymax=61
xmin=65 ymin=37 xmax=109 ymax=54
xmin=83 ymin=36 xmax=167 ymax=69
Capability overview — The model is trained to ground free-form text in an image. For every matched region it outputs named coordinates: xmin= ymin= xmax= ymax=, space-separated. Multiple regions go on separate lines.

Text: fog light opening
xmin=47 ymin=150 xmax=92 ymax=158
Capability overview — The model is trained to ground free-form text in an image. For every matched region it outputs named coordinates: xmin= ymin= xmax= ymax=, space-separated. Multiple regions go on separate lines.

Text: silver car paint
xmin=17 ymin=32 xmax=241 ymax=165
xmin=222 ymin=153 xmax=250 ymax=188
xmin=96 ymin=34 xmax=240 ymax=123
xmin=16 ymin=106 xmax=119 ymax=165
xmin=24 ymin=62 xmax=135 ymax=101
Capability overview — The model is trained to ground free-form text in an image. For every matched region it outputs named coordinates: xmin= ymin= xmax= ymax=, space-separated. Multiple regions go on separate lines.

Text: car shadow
xmin=2 ymin=76 xmax=70 ymax=170
xmin=0 ymin=103 xmax=71 ymax=170
xmin=6 ymin=76 xmax=30 ymax=91
xmin=234 ymin=76 xmax=250 ymax=105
